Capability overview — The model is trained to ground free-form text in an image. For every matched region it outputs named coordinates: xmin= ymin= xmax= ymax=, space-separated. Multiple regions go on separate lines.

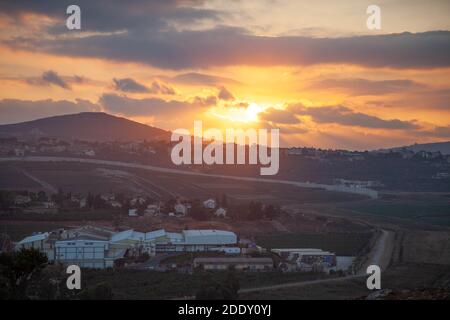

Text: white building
xmin=203 ymin=199 xmax=216 ymax=209
xmin=214 ymin=207 xmax=227 ymax=218
xmin=174 ymin=203 xmax=188 ymax=216
xmin=16 ymin=227 xmax=238 ymax=268
xmin=272 ymin=248 xmax=337 ymax=273
xmin=55 ymin=238 xmax=112 ymax=269
xmin=128 ymin=208 xmax=138 ymax=217
xmin=15 ymin=232 xmax=54 ymax=260
xmin=14 ymin=195 xmax=31 ymax=205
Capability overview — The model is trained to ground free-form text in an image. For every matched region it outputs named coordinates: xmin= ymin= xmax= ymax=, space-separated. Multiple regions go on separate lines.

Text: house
xmin=130 ymin=197 xmax=146 ymax=206
xmin=14 ymin=148 xmax=25 ymax=156
xmin=109 ymin=200 xmax=122 ymax=208
xmin=203 ymin=198 xmax=216 ymax=209
xmin=100 ymin=193 xmax=115 ymax=202
xmin=144 ymin=204 xmax=159 ymax=216
xmin=14 ymin=195 xmax=31 ymax=205
xmin=79 ymin=198 xmax=87 ymax=208
xmin=174 ymin=203 xmax=188 ymax=216
xmin=214 ymin=207 xmax=227 ymax=218
xmin=128 ymin=208 xmax=138 ymax=217
xmin=84 ymin=150 xmax=95 ymax=157
xmin=193 ymin=257 xmax=273 ymax=271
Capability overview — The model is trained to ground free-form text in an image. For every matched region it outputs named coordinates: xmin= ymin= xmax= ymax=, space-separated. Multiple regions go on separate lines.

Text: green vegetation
xmin=0 ymin=248 xmax=48 ymax=299
xmin=255 ymin=232 xmax=373 ymax=256
xmin=80 ymin=269 xmax=331 ymax=299
xmin=1 ymin=223 xmax=67 ymax=241
xmin=337 ymin=196 xmax=450 ymax=227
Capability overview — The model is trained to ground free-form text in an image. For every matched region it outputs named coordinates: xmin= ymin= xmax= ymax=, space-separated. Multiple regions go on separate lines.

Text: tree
xmin=29 ymin=263 xmax=78 ymax=300
xmin=0 ymin=248 xmax=48 ymax=299
xmin=221 ymin=194 xmax=228 ymax=208
xmin=78 ymin=282 xmax=113 ymax=300
xmin=190 ymin=199 xmax=208 ymax=221
xmin=195 ymin=272 xmax=239 ymax=300
xmin=37 ymin=190 xmax=47 ymax=202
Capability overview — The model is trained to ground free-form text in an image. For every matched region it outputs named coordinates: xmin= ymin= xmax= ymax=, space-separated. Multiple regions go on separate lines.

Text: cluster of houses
xmin=7 ymin=189 xmax=228 ymax=220
xmin=0 ymin=137 xmax=157 ymax=158
xmin=284 ymin=146 xmax=450 ymax=162
xmin=129 ymin=198 xmax=227 ymax=218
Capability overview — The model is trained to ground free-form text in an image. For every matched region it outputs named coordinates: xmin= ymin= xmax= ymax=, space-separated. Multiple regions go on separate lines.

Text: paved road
xmin=0 ymin=156 xmax=377 ymax=198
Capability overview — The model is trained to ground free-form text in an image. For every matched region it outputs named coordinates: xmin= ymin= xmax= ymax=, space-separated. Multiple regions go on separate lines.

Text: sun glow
xmin=210 ymin=102 xmax=264 ymax=123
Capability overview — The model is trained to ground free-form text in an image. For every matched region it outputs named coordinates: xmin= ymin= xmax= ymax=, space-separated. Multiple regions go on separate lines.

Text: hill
xmin=0 ymin=112 xmax=170 ymax=142
xmin=394 ymin=141 xmax=450 ymax=155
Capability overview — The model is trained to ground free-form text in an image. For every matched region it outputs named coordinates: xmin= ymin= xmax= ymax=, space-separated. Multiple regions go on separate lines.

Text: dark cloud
xmin=171 ymin=72 xmax=240 ymax=85
xmin=113 ymin=78 xmax=176 ymax=94
xmin=301 ymin=105 xmax=420 ymax=130
xmin=0 ymin=0 xmax=220 ymax=34
xmin=41 ymin=70 xmax=70 ymax=89
xmin=309 ymin=78 xmax=426 ymax=96
xmin=189 ymin=95 xmax=217 ymax=107
xmin=2 ymin=2 xmax=450 ymax=69
xmin=0 ymin=98 xmax=100 ymax=124
xmin=259 ymin=106 xmax=301 ymax=125
xmin=149 ymin=81 xmax=176 ymax=95
xmin=261 ymin=104 xmax=420 ymax=130
xmin=99 ymin=93 xmax=213 ymax=117
xmin=20 ymin=72 xmax=93 ymax=88
xmin=430 ymin=125 xmax=450 ymax=138
xmin=5 ymin=28 xmax=450 ymax=70
xmin=113 ymin=78 xmax=149 ymax=93
xmin=217 ymin=86 xmax=234 ymax=100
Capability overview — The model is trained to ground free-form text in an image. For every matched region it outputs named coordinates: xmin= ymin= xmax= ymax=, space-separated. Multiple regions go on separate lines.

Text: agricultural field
xmin=255 ymin=232 xmax=373 ymax=256
xmin=81 ymin=269 xmax=334 ymax=300
xmin=335 ymin=194 xmax=450 ymax=227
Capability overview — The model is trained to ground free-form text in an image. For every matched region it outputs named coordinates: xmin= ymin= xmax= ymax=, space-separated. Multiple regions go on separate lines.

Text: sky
xmin=0 ymin=0 xmax=449 ymax=150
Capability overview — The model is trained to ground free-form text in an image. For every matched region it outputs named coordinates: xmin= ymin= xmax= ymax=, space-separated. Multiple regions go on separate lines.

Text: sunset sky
xmin=1 ymin=0 xmax=450 ymax=150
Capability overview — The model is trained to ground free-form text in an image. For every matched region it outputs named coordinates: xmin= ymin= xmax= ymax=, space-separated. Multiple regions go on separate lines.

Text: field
xmin=0 ymin=161 xmax=367 ymax=204
xmin=1 ymin=221 xmax=71 ymax=241
xmin=81 ymin=269 xmax=334 ymax=299
xmin=337 ymin=195 xmax=450 ymax=226
xmin=255 ymin=232 xmax=373 ymax=256
xmin=239 ymin=263 xmax=450 ymax=300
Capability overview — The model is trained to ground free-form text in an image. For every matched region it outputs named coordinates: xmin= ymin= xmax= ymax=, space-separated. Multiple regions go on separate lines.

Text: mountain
xmin=393 ymin=141 xmax=450 ymax=155
xmin=0 ymin=112 xmax=170 ymax=142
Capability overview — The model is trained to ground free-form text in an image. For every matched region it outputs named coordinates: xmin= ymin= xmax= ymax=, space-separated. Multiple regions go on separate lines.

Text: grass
xmin=1 ymin=222 xmax=68 ymax=241
xmin=337 ymin=196 xmax=450 ymax=227
xmin=81 ymin=268 xmax=332 ymax=299
xmin=255 ymin=232 xmax=373 ymax=256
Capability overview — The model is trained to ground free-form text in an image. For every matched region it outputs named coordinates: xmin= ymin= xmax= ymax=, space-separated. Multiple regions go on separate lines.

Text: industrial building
xmin=193 ymin=257 xmax=273 ymax=271
xmin=55 ymin=238 xmax=116 ymax=269
xmin=272 ymin=248 xmax=337 ymax=272
xmin=15 ymin=232 xmax=55 ymax=260
xmin=15 ymin=227 xmax=238 ymax=269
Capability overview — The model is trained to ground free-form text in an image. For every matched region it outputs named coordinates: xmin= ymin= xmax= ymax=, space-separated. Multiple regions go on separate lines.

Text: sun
xmin=210 ymin=102 xmax=264 ymax=123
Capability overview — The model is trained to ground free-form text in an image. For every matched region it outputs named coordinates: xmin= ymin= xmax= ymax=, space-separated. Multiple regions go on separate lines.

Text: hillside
xmin=0 ymin=112 xmax=170 ymax=142
xmin=394 ymin=141 xmax=450 ymax=155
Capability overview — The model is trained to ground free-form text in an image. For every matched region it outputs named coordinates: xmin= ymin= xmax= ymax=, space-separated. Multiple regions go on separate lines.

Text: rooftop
xmin=17 ymin=232 xmax=49 ymax=245
xmin=194 ymin=257 xmax=273 ymax=264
